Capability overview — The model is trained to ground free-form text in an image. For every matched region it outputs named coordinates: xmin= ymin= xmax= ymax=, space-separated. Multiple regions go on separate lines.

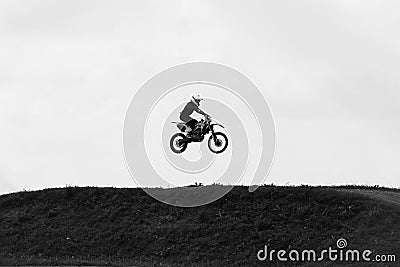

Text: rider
xmin=180 ymin=94 xmax=210 ymax=135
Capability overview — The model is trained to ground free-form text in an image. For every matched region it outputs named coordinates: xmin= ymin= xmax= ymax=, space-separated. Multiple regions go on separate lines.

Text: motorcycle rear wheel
xmin=170 ymin=133 xmax=188 ymax=153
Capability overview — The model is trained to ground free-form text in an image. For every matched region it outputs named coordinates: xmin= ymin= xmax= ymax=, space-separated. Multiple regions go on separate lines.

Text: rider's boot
xmin=185 ymin=126 xmax=192 ymax=136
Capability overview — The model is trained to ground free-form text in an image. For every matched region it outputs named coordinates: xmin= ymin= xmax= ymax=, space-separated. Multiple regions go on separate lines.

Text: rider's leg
xmin=186 ymin=119 xmax=198 ymax=134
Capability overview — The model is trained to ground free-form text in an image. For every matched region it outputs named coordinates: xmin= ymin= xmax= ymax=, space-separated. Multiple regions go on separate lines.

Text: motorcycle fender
xmin=210 ymin=123 xmax=224 ymax=128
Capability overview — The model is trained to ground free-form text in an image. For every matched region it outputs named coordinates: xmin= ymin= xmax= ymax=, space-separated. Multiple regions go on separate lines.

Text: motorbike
xmin=170 ymin=115 xmax=228 ymax=154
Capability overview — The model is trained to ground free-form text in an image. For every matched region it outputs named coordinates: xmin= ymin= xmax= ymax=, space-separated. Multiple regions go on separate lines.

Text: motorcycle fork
xmin=210 ymin=125 xmax=217 ymax=142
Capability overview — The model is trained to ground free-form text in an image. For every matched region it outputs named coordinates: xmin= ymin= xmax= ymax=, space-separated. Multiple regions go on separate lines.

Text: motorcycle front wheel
xmin=208 ymin=132 xmax=228 ymax=154
xmin=170 ymin=133 xmax=188 ymax=153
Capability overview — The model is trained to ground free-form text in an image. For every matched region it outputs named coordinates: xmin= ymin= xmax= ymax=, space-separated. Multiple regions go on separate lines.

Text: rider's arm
xmin=195 ymin=107 xmax=209 ymax=117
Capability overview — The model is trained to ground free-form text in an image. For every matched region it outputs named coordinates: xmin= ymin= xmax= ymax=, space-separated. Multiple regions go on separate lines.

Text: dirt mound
xmin=0 ymin=186 xmax=399 ymax=266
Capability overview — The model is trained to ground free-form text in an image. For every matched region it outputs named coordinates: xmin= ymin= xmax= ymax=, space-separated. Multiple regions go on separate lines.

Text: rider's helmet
xmin=192 ymin=94 xmax=204 ymax=105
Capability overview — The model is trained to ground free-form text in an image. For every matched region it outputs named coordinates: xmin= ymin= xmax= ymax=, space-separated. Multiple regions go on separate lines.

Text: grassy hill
xmin=0 ymin=185 xmax=399 ymax=266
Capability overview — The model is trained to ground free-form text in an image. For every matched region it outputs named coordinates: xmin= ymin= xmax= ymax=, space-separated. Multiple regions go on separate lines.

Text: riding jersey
xmin=180 ymin=101 xmax=200 ymax=122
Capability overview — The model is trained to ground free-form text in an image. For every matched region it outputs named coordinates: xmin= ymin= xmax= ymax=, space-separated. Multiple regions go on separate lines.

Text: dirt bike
xmin=170 ymin=115 xmax=228 ymax=154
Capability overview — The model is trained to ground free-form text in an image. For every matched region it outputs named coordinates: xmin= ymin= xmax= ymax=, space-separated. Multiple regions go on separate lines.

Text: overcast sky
xmin=1 ymin=0 xmax=400 ymax=195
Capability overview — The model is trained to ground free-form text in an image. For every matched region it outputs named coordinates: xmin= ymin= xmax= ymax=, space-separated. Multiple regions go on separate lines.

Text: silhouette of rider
xmin=180 ymin=95 xmax=210 ymax=134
